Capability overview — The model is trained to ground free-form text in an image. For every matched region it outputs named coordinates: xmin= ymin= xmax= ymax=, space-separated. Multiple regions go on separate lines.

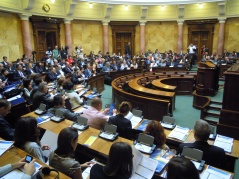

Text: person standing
xmin=125 ymin=42 xmax=131 ymax=59
xmin=187 ymin=43 xmax=197 ymax=67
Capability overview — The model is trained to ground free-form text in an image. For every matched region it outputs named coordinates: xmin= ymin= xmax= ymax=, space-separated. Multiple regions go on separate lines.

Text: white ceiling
xmin=79 ymin=0 xmax=225 ymax=5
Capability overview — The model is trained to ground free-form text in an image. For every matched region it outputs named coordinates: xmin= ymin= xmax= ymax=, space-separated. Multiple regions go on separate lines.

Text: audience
xmin=14 ymin=117 xmax=50 ymax=162
xmin=81 ymin=97 xmax=112 ymax=130
xmin=108 ymin=101 xmax=132 ymax=139
xmin=0 ymin=99 xmax=14 ymax=140
xmin=179 ymin=119 xmax=226 ymax=169
xmin=90 ymin=142 xmax=133 ymax=179
xmin=49 ymin=127 xmax=92 ymax=179
xmin=48 ymin=95 xmax=80 ymax=121
xmin=144 ymin=120 xmax=169 ymax=150
xmin=166 ymin=156 xmax=200 ymax=179
xmin=23 ymin=78 xmax=33 ymax=100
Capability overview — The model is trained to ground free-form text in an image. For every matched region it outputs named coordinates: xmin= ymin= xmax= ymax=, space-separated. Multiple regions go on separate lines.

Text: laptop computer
xmin=50 ymin=110 xmax=65 ymax=123
xmin=34 ymin=103 xmax=47 ymax=115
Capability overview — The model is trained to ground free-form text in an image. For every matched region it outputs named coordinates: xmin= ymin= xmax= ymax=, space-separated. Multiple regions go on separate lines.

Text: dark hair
xmin=34 ymin=77 xmax=42 ymax=86
xmin=167 ymin=156 xmax=200 ymax=179
xmin=104 ymin=142 xmax=133 ymax=177
xmin=14 ymin=117 xmax=40 ymax=149
xmin=55 ymin=127 xmax=78 ymax=157
xmin=16 ymin=64 xmax=21 ymax=69
xmin=57 ymin=78 xmax=65 ymax=87
xmin=1 ymin=69 xmax=7 ymax=75
xmin=144 ymin=120 xmax=166 ymax=148
xmin=63 ymin=82 xmax=74 ymax=91
xmin=0 ymin=99 xmax=10 ymax=108
xmin=53 ymin=94 xmax=63 ymax=106
xmin=23 ymin=78 xmax=32 ymax=89
xmin=119 ymin=101 xmax=131 ymax=115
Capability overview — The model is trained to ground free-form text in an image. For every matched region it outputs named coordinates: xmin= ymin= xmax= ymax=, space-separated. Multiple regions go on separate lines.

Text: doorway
xmin=186 ymin=19 xmax=217 ymax=63
xmin=191 ymin=31 xmax=210 ymax=61
xmin=115 ymin=33 xmax=132 ymax=56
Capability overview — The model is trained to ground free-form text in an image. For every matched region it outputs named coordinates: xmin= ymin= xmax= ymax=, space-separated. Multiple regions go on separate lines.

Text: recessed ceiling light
xmin=89 ymin=3 xmax=93 ymax=8
xmin=199 ymin=3 xmax=203 ymax=8
xmin=125 ymin=5 xmax=128 ymax=10
xmin=161 ymin=5 xmax=165 ymax=10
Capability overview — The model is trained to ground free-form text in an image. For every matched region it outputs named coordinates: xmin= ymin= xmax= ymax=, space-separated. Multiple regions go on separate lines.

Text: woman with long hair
xmin=49 ymin=127 xmax=92 ymax=179
xmin=14 ymin=117 xmax=49 ymax=162
xmin=144 ymin=120 xmax=169 ymax=150
xmin=90 ymin=142 xmax=133 ymax=179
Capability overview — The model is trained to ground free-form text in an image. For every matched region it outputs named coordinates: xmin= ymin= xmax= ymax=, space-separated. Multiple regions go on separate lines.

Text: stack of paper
xmin=200 ymin=166 xmax=231 ymax=179
xmin=168 ymin=126 xmax=190 ymax=141
xmin=150 ymin=149 xmax=168 ymax=173
xmin=131 ymin=145 xmax=158 ymax=179
xmin=214 ymin=134 xmax=234 ymax=153
xmin=0 ymin=140 xmax=13 ymax=156
xmin=137 ymin=120 xmax=150 ymax=131
xmin=125 ymin=111 xmax=143 ymax=129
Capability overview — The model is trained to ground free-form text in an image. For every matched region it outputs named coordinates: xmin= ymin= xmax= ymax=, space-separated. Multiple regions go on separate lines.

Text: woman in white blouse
xmin=63 ymin=81 xmax=83 ymax=109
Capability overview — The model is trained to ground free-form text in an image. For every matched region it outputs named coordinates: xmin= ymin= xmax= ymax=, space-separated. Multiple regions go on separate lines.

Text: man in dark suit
xmin=2 ymin=56 xmax=8 ymax=68
xmin=179 ymin=119 xmax=226 ymax=169
xmin=32 ymin=82 xmax=52 ymax=110
xmin=0 ymin=99 xmax=15 ymax=140
xmin=62 ymin=62 xmax=72 ymax=75
xmin=45 ymin=67 xmax=57 ymax=83
xmin=13 ymin=64 xmax=25 ymax=81
xmin=125 ymin=42 xmax=131 ymax=58
xmin=108 ymin=101 xmax=132 ymax=140
xmin=84 ymin=64 xmax=92 ymax=78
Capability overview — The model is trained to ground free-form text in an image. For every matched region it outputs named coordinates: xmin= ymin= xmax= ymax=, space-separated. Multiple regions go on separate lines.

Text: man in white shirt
xmin=188 ymin=43 xmax=197 ymax=67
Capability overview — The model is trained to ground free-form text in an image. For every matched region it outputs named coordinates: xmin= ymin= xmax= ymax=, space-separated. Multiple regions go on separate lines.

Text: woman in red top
xmin=66 ymin=55 xmax=74 ymax=65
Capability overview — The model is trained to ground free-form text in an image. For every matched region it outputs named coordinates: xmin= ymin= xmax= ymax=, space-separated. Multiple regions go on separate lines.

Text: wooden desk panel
xmin=87 ymin=73 xmax=105 ymax=93
xmin=109 ymin=69 xmax=142 ymax=81
xmin=0 ymin=147 xmax=70 ymax=179
xmin=128 ymin=77 xmax=175 ymax=114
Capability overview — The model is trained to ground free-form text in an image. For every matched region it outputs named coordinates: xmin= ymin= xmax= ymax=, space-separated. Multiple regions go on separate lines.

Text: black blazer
xmin=109 ymin=114 xmax=132 ymax=140
xmin=33 ymin=66 xmax=43 ymax=74
xmin=45 ymin=72 xmax=57 ymax=83
xmin=179 ymin=141 xmax=227 ymax=169
xmin=62 ymin=67 xmax=72 ymax=74
xmin=32 ymin=90 xmax=52 ymax=110
xmin=71 ymin=73 xmax=79 ymax=84
xmin=0 ymin=115 xmax=15 ymax=140
xmin=13 ymin=70 xmax=24 ymax=81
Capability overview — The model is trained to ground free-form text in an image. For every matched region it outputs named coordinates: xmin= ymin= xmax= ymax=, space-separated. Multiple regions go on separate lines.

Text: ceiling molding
xmin=22 ymin=0 xmax=36 ymax=10
xmin=65 ymin=0 xmax=78 ymax=16
xmin=104 ymin=4 xmax=113 ymax=18
xmin=79 ymin=0 xmax=226 ymax=5
xmin=178 ymin=4 xmax=185 ymax=18
xmin=141 ymin=6 xmax=148 ymax=19
xmin=218 ymin=2 xmax=226 ymax=16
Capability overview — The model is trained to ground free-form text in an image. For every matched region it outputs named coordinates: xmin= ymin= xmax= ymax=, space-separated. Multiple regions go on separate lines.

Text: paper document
xmin=131 ymin=145 xmax=158 ymax=179
xmin=161 ymin=122 xmax=175 ymax=129
xmin=125 ymin=111 xmax=142 ymax=129
xmin=40 ymin=130 xmax=58 ymax=157
xmin=168 ymin=126 xmax=190 ymax=141
xmin=214 ymin=134 xmax=233 ymax=153
xmin=0 ymin=140 xmax=13 ymax=156
xmin=200 ymin=166 xmax=231 ymax=179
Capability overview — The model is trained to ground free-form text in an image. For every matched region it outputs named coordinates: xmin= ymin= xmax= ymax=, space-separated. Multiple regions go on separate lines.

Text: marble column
xmin=64 ymin=19 xmax=73 ymax=55
xmin=177 ymin=20 xmax=184 ymax=54
xmin=102 ymin=21 xmax=109 ymax=54
xmin=140 ymin=21 xmax=146 ymax=55
xmin=19 ymin=14 xmax=32 ymax=58
xmin=217 ymin=19 xmax=226 ymax=55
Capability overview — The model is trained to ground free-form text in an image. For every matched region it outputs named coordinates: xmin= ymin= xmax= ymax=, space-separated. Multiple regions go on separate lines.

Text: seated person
xmin=179 ymin=119 xmax=226 ymax=169
xmin=13 ymin=64 xmax=25 ymax=81
xmin=29 ymin=77 xmax=43 ymax=103
xmin=81 ymin=97 xmax=111 ymax=130
xmin=49 ymin=127 xmax=92 ymax=179
xmin=144 ymin=120 xmax=169 ymax=150
xmin=45 ymin=67 xmax=57 ymax=83
xmin=47 ymin=95 xmax=80 ymax=121
xmin=22 ymin=78 xmax=33 ymax=101
xmin=0 ymin=158 xmax=36 ymax=178
xmin=108 ymin=101 xmax=131 ymax=139
xmin=102 ymin=62 xmax=112 ymax=85
xmin=0 ymin=99 xmax=14 ymax=140
xmin=166 ymin=156 xmax=200 ymax=179
xmin=32 ymin=82 xmax=52 ymax=110
xmin=14 ymin=117 xmax=50 ymax=163
xmin=63 ymin=82 xmax=83 ymax=109
xmin=90 ymin=142 xmax=133 ymax=179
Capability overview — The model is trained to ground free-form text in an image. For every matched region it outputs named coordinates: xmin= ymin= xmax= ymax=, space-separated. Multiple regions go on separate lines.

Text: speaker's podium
xmin=195 ymin=61 xmax=219 ymax=96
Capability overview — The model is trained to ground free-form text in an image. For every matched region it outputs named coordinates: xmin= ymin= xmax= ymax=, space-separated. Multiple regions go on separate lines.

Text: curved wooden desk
xmin=112 ymin=79 xmax=170 ymax=121
xmin=152 ymin=76 xmax=195 ymax=95
xmin=128 ymin=77 xmax=176 ymax=114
